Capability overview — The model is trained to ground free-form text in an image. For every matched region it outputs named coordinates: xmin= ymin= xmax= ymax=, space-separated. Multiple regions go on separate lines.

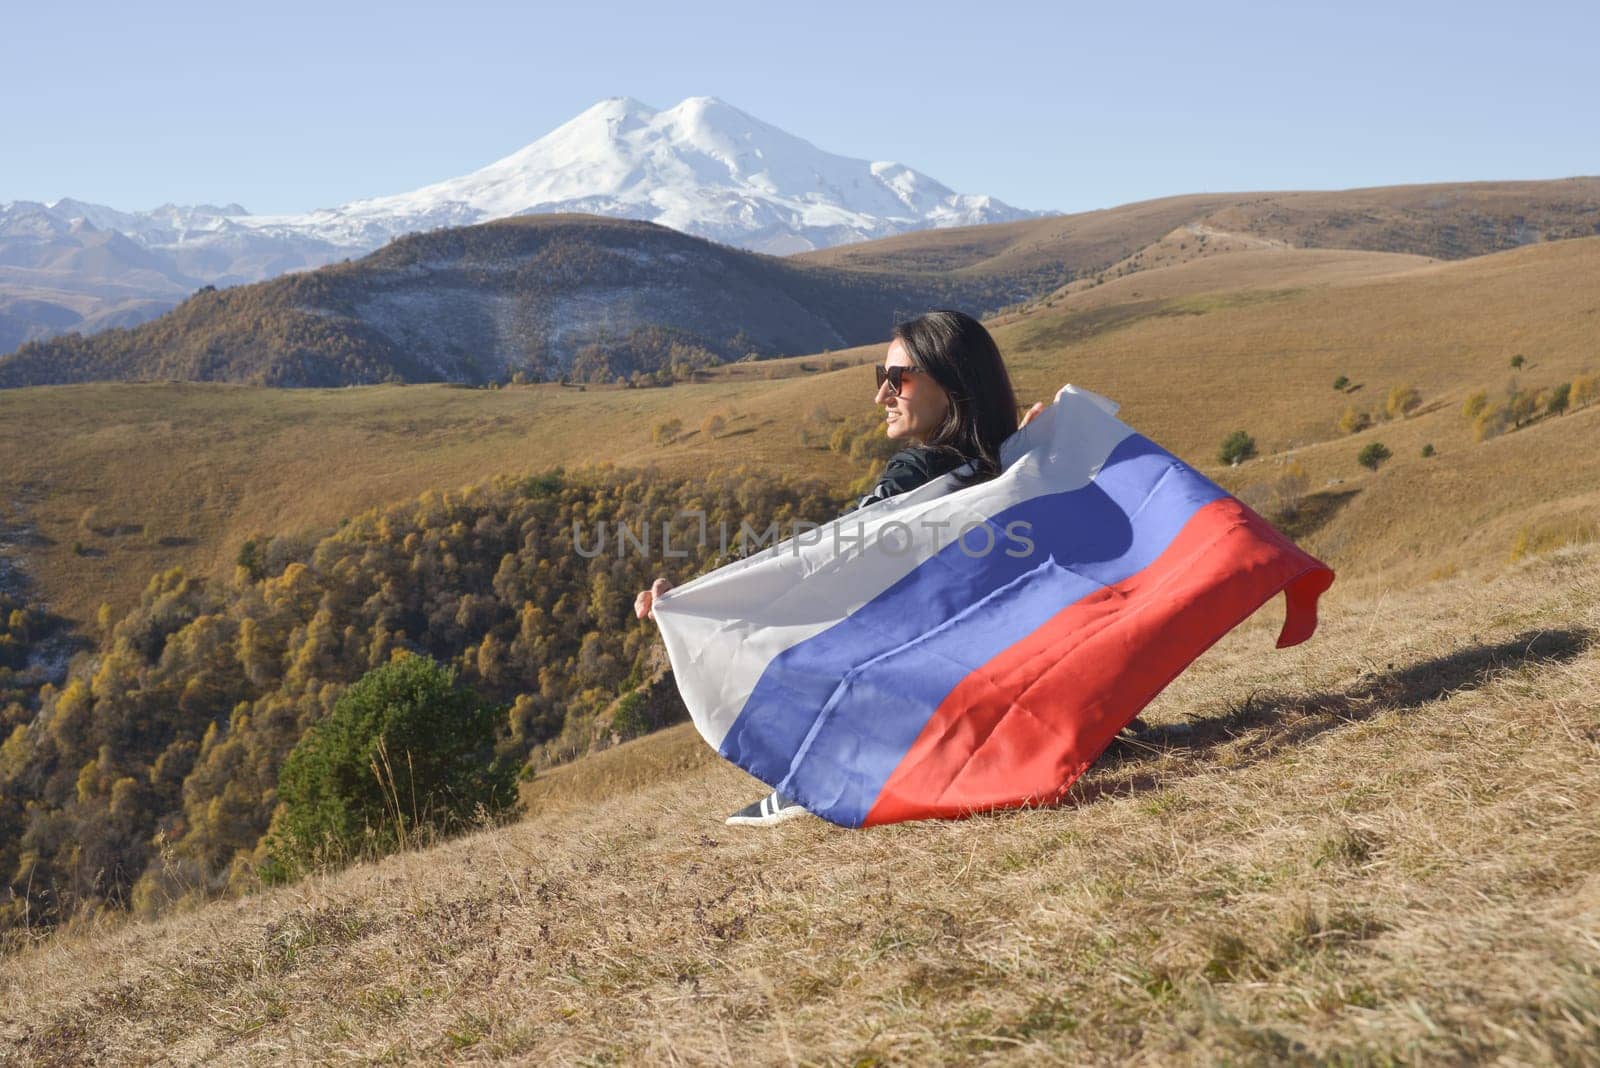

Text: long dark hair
xmin=892 ymin=309 xmax=1020 ymax=484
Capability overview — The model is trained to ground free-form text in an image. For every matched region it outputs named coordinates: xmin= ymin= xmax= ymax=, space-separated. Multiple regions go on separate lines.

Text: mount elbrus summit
xmin=0 ymin=97 xmax=1041 ymax=353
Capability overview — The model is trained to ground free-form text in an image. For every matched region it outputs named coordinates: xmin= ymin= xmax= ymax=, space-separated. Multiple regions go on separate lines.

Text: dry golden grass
xmin=5 ymin=236 xmax=1599 ymax=634
xmin=0 ymin=377 xmax=861 ymax=628
xmin=795 ymin=178 xmax=1600 ymax=276
xmin=2 ymin=539 xmax=1596 ymax=1064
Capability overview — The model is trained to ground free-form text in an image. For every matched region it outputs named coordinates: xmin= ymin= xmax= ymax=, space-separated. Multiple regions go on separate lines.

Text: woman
xmin=635 ymin=309 xmax=1043 ymax=826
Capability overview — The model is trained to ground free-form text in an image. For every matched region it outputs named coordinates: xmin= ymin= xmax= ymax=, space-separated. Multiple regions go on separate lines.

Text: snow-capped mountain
xmin=238 ymin=96 xmax=1043 ymax=254
xmin=1 ymin=96 xmax=1043 ymax=353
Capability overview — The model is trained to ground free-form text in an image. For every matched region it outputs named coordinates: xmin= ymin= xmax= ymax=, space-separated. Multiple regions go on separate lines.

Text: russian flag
xmin=653 ymin=384 xmax=1334 ymax=827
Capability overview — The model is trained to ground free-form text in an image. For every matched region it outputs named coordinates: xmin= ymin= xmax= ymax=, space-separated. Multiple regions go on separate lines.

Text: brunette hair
xmin=891 ymin=309 xmax=1020 ymax=484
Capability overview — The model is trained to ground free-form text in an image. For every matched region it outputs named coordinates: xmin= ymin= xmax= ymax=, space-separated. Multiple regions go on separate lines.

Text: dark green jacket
xmin=842 ymin=445 xmax=967 ymax=516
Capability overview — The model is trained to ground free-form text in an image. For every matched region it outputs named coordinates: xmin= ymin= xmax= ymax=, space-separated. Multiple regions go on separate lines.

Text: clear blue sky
xmin=9 ymin=0 xmax=1597 ymax=215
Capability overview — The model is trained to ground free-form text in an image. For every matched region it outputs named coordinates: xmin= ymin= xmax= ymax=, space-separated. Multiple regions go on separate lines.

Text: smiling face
xmin=876 ymin=338 xmax=951 ymax=443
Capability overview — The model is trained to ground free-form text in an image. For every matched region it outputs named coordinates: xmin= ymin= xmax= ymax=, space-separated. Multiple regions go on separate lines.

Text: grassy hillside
xmin=795 ymin=177 xmax=1600 ymax=276
xmin=1 ymin=194 xmax=1596 ymax=1061
xmin=3 ymin=235 xmax=1597 ymax=636
xmin=3 ymin=537 xmax=1594 ymax=1063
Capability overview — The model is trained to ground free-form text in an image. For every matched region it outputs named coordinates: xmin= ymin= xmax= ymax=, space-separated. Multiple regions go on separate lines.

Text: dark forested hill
xmin=0 ymin=215 xmax=1033 ymax=389
xmin=0 ymin=464 xmax=848 ymax=932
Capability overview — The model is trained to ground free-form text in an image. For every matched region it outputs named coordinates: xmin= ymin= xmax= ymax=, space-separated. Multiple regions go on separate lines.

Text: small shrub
xmin=1337 ymin=406 xmax=1369 ymax=435
xmin=1510 ymin=354 xmax=1526 ymax=369
xmin=651 ymin=418 xmax=682 ymax=446
xmin=1357 ymin=442 xmax=1392 ymax=471
xmin=264 ymin=653 xmax=517 ymax=882
xmin=1218 ymin=430 xmax=1257 ymax=466
xmin=1474 ymin=405 xmax=1507 ymax=441
xmin=1506 ymin=387 xmax=1539 ymax=428
xmin=1461 ymin=391 xmax=1488 ymax=419
xmin=610 ymin=690 xmax=650 ymax=741
xmin=1333 ymin=375 xmax=1350 ymax=391
xmin=700 ymin=413 xmax=726 ymax=439
xmin=1421 ymin=443 xmax=1436 ymax=458
xmin=237 ymin=538 xmax=265 ymax=582
xmin=1572 ymin=372 xmax=1597 ymax=409
xmin=1384 ymin=385 xmax=1422 ymax=420
xmin=1239 ymin=460 xmax=1309 ymax=523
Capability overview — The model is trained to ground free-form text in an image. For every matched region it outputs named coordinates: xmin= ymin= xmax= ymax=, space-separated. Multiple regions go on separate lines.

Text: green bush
xmin=264 ymin=653 xmax=518 ymax=881
xmin=1357 ymin=442 xmax=1392 ymax=471
xmin=1547 ymin=382 xmax=1571 ymax=417
xmin=1421 ymin=443 xmax=1436 ymax=458
xmin=610 ymin=690 xmax=651 ymax=740
xmin=1218 ymin=430 xmax=1257 ymax=466
xmin=1333 ymin=375 xmax=1349 ymax=391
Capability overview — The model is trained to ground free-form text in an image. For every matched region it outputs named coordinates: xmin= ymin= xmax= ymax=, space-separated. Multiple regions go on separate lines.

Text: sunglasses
xmin=874 ymin=364 xmax=924 ymax=396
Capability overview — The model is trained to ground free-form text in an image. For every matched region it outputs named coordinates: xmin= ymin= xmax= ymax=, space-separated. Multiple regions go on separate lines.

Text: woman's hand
xmin=634 ymin=577 xmax=672 ymax=621
xmin=1019 ymin=402 xmax=1045 ymax=429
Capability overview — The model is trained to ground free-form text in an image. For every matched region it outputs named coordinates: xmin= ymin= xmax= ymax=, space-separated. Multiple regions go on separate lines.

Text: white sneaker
xmin=725 ymin=789 xmax=808 ymax=827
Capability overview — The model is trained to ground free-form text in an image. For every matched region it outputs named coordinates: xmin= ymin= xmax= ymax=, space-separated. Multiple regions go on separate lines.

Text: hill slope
xmin=3 ymin=236 xmax=1598 ymax=636
xmin=0 ymin=214 xmax=1026 ymax=389
xmin=795 ymin=177 xmax=1600 ymax=277
xmin=2 ymin=541 xmax=1594 ymax=1063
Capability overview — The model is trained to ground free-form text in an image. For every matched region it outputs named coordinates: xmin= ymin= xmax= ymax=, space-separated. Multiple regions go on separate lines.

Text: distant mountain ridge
xmin=0 ymin=215 xmax=1021 ymax=390
xmin=0 ymin=96 xmax=1041 ymax=351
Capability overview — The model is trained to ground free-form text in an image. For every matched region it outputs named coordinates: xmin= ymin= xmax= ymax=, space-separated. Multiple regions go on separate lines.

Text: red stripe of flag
xmin=862 ymin=497 xmax=1333 ymax=825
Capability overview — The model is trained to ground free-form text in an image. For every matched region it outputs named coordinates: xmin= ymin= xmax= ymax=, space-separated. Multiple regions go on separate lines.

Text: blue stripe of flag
xmin=718 ymin=434 xmax=1228 ymax=826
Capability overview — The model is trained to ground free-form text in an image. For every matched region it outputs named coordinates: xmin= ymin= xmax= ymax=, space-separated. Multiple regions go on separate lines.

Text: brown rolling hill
xmin=795 ymin=176 xmax=1600 ymax=276
xmin=4 ymin=178 xmax=1597 ymax=394
xmin=1 ymin=234 xmax=1595 ymax=635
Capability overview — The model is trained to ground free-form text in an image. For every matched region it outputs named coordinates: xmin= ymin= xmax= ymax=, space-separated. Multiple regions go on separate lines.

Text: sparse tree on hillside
xmin=1338 ymin=406 xmax=1369 ymax=435
xmin=1462 ymin=391 xmax=1489 ymax=420
xmin=1218 ymin=430 xmax=1257 ymax=466
xmin=1333 ymin=375 xmax=1349 ymax=391
xmin=1546 ymin=382 xmax=1571 ymax=417
xmin=1474 ymin=405 xmax=1508 ymax=442
xmin=700 ymin=413 xmax=726 ymax=439
xmin=1506 ymin=384 xmax=1540 ymax=428
xmin=1357 ymin=442 xmax=1392 ymax=471
xmin=1385 ymin=385 xmax=1422 ymax=420
xmin=1241 ymin=460 xmax=1310 ymax=523
xmin=652 ymin=418 xmax=682 ymax=446
xmin=1510 ymin=354 xmax=1526 ymax=369
xmin=1572 ymin=372 xmax=1598 ymax=409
